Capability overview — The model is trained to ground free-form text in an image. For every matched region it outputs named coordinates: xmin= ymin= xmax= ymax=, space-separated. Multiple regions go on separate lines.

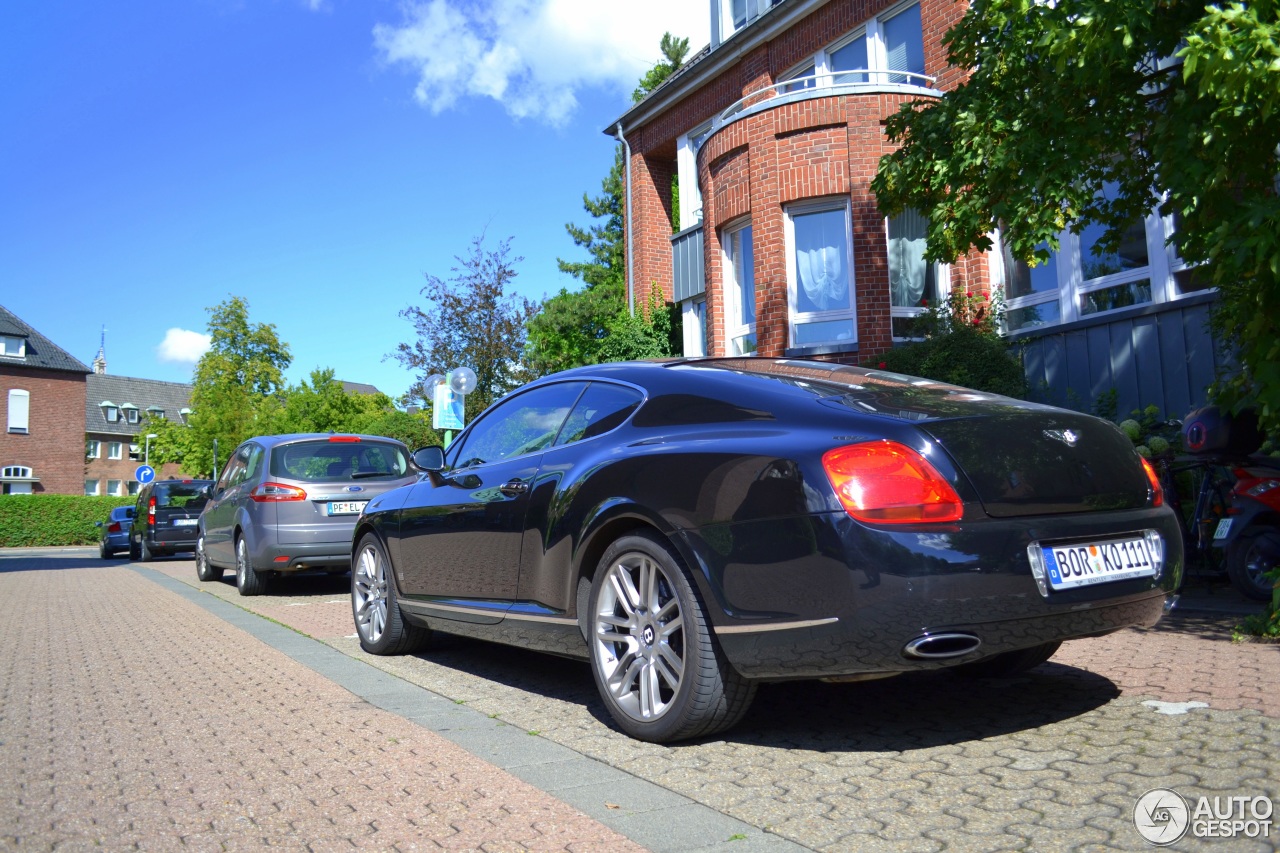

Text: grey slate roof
xmin=86 ymin=374 xmax=194 ymax=437
xmin=0 ymin=305 xmax=92 ymax=374
xmin=340 ymin=380 xmax=383 ymax=396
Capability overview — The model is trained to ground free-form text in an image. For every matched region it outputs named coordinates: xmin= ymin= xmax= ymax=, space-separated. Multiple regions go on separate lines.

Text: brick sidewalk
xmin=0 ymin=563 xmax=647 ymax=851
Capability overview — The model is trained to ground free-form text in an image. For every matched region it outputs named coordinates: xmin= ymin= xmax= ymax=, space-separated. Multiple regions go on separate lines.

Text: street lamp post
xmin=144 ymin=433 xmax=159 ymax=466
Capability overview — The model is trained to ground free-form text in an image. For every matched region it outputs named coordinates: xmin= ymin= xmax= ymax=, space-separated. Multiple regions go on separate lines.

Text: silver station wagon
xmin=196 ymin=433 xmax=418 ymax=595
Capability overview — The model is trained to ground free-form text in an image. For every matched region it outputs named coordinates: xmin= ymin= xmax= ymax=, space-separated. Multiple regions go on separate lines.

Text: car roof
xmin=241 ymin=433 xmax=409 ymax=449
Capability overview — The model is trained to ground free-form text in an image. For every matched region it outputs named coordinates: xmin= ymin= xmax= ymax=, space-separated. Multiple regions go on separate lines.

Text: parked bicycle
xmin=1150 ymin=446 xmax=1233 ymax=585
xmin=1175 ymin=406 xmax=1280 ymax=601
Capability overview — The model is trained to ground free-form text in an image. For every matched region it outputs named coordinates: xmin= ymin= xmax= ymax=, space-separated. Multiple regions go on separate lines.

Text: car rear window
xmin=153 ymin=483 xmax=209 ymax=509
xmin=269 ymin=440 xmax=409 ymax=483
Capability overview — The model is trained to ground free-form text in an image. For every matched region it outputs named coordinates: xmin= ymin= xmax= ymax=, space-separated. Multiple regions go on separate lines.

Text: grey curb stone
xmin=135 ymin=566 xmax=807 ymax=853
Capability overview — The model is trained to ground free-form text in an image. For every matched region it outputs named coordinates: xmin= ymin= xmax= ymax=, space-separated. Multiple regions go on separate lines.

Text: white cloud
xmin=373 ymin=0 xmax=711 ymax=126
xmin=157 ymin=328 xmax=212 ymax=364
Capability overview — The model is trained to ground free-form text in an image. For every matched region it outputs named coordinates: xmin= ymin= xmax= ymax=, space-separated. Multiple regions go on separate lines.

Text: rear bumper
xmin=716 ymin=588 xmax=1167 ymax=679
xmin=147 ymin=531 xmax=200 ymax=554
xmin=254 ymin=540 xmax=351 ymax=572
xmin=681 ymin=506 xmax=1183 ymax=681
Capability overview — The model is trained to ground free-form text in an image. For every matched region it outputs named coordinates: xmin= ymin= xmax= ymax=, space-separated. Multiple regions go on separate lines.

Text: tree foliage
xmin=393 ymin=234 xmax=539 ymax=419
xmin=147 ymin=296 xmax=291 ymax=478
xmin=632 ymin=32 xmax=691 ymax=103
xmin=871 ymin=0 xmax=1280 ymax=431
xmin=272 ymin=368 xmax=441 ymax=449
xmin=526 ymin=33 xmax=691 ymax=377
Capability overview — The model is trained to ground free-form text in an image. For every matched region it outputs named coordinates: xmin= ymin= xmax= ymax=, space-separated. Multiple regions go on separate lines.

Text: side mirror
xmin=413 ymin=446 xmax=445 ymax=471
xmin=124 ymin=507 xmax=135 ymax=519
xmin=95 ymin=521 xmax=103 ymax=528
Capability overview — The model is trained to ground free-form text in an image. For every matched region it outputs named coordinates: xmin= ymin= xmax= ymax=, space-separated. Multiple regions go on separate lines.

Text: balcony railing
xmin=711 ymin=70 xmax=938 ymax=135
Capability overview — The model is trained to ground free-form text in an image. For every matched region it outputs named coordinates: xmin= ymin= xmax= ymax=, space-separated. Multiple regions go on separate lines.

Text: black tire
xmin=195 ymin=533 xmax=222 ymax=582
xmin=950 ymin=641 xmax=1062 ymax=679
xmin=587 ymin=531 xmax=756 ymax=743
xmin=351 ymin=533 xmax=430 ymax=655
xmin=1226 ymin=528 xmax=1280 ymax=602
xmin=139 ymin=538 xmax=153 ymax=562
xmin=99 ymin=541 xmax=111 ymax=560
xmin=234 ymin=535 xmax=268 ymax=596
xmin=128 ymin=536 xmax=140 ymax=561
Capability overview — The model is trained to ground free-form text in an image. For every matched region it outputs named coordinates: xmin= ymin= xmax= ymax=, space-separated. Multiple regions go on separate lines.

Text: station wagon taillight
xmin=822 ymin=441 xmax=964 ymax=524
xmin=148 ymin=497 xmax=156 ymax=520
xmin=249 ymin=482 xmax=307 ymax=502
xmin=108 ymin=522 xmax=122 ymax=534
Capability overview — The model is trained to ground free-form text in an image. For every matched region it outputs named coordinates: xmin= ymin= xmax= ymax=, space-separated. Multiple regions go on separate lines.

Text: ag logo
xmin=1134 ymin=788 xmax=1190 ymax=845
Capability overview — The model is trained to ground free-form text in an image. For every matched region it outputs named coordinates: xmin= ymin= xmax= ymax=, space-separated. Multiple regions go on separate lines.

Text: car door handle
xmin=499 ymin=479 xmax=529 ymax=497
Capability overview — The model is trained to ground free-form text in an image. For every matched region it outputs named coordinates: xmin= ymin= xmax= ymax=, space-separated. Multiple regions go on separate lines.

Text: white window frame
xmin=676 ymin=121 xmax=713 ymax=231
xmin=129 ymin=443 xmax=141 ymax=461
xmin=85 ymin=480 xmax=100 ymax=496
xmin=722 ymin=219 xmax=758 ymax=355
xmin=682 ymin=297 xmax=707 ymax=357
xmin=0 ymin=335 xmax=25 ymax=358
xmin=103 ymin=404 xmax=119 ymax=423
xmin=785 ymin=199 xmax=857 ymax=350
xmin=124 ymin=406 xmax=139 ymax=424
xmin=887 ymin=211 xmax=950 ymax=340
xmin=781 ymin=1 xmax=927 ymax=91
xmin=719 ymin=0 xmax=782 ymax=41
xmin=86 ymin=440 xmax=101 ymax=460
xmin=107 ymin=442 xmax=123 ymax=460
xmin=7 ymin=389 xmax=29 ymax=434
xmin=106 ymin=479 xmax=123 ymax=497
xmin=999 ymin=196 xmax=1196 ymax=333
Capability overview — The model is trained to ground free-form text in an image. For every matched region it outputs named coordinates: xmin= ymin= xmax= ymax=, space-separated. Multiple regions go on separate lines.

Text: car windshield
xmin=270 ymin=440 xmax=409 ymax=482
xmin=154 ymin=483 xmax=209 ymax=509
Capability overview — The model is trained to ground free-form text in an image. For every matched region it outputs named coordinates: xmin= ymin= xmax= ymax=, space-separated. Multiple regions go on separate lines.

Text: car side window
xmin=555 ymin=382 xmax=643 ymax=447
xmin=451 ymin=382 xmax=586 ymax=469
xmin=244 ymin=444 xmax=265 ymax=484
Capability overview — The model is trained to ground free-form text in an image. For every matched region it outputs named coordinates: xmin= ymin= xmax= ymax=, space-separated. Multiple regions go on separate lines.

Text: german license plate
xmin=1042 ymin=535 xmax=1159 ymax=591
xmin=173 ymin=518 xmax=197 ymax=527
xmin=327 ymin=501 xmax=367 ymax=516
xmin=1214 ymin=518 xmax=1233 ymax=540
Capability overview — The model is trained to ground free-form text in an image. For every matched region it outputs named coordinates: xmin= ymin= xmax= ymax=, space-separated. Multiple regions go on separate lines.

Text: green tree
xmin=632 ymin=32 xmax=691 ymax=103
xmin=147 ymin=296 xmax=291 ymax=477
xmin=526 ymin=33 xmax=691 ymax=376
xmin=273 ymin=368 xmax=441 ymax=448
xmin=393 ymin=234 xmax=539 ymax=419
xmin=871 ymin=0 xmax=1280 ymax=432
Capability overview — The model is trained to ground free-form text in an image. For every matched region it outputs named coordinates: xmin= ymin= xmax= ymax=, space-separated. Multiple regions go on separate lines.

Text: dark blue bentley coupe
xmin=350 ymin=358 xmax=1181 ymax=743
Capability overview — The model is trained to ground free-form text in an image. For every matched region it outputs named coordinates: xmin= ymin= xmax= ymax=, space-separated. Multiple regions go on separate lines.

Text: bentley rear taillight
xmin=822 ymin=441 xmax=963 ymax=524
xmin=1140 ymin=458 xmax=1164 ymax=507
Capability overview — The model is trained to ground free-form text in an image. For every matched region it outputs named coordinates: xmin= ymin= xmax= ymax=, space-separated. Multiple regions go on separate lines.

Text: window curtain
xmin=888 ymin=210 xmax=929 ymax=308
xmin=795 ymin=212 xmax=847 ymax=312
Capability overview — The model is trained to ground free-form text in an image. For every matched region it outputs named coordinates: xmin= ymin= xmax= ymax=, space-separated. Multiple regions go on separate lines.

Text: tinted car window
xmin=268 ymin=439 xmax=410 ymax=482
xmin=555 ymin=382 xmax=643 ymax=446
xmin=153 ymin=483 xmax=209 ymax=509
xmin=452 ymin=383 xmax=585 ymax=468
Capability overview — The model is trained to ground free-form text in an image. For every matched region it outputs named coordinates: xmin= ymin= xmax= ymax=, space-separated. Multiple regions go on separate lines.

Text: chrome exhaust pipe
xmin=903 ymin=632 xmax=982 ymax=660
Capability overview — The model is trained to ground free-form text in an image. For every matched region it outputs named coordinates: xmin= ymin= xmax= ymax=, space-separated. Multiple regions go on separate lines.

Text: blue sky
xmin=2 ymin=0 xmax=709 ymax=401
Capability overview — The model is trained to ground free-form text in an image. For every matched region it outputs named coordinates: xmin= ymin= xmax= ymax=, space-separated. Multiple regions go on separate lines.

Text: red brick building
xmin=1 ymin=306 xmax=91 ymax=495
xmin=609 ymin=0 xmax=1221 ymax=417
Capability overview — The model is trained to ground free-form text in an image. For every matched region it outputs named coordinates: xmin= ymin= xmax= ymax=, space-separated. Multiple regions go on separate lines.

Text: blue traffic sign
xmin=135 ymin=465 xmax=156 ymax=485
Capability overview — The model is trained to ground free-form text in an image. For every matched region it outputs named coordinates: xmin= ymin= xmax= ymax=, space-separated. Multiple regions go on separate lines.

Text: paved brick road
xmin=4 ymin=549 xmax=1279 ymax=852
xmin=0 ymin=556 xmax=647 ymax=852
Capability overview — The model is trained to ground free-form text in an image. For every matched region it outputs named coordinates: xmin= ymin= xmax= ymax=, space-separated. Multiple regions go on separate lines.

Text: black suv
xmin=130 ymin=479 xmax=213 ymax=561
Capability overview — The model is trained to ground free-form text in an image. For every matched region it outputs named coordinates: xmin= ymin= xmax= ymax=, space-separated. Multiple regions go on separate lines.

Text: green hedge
xmin=0 ymin=495 xmax=136 ymax=547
